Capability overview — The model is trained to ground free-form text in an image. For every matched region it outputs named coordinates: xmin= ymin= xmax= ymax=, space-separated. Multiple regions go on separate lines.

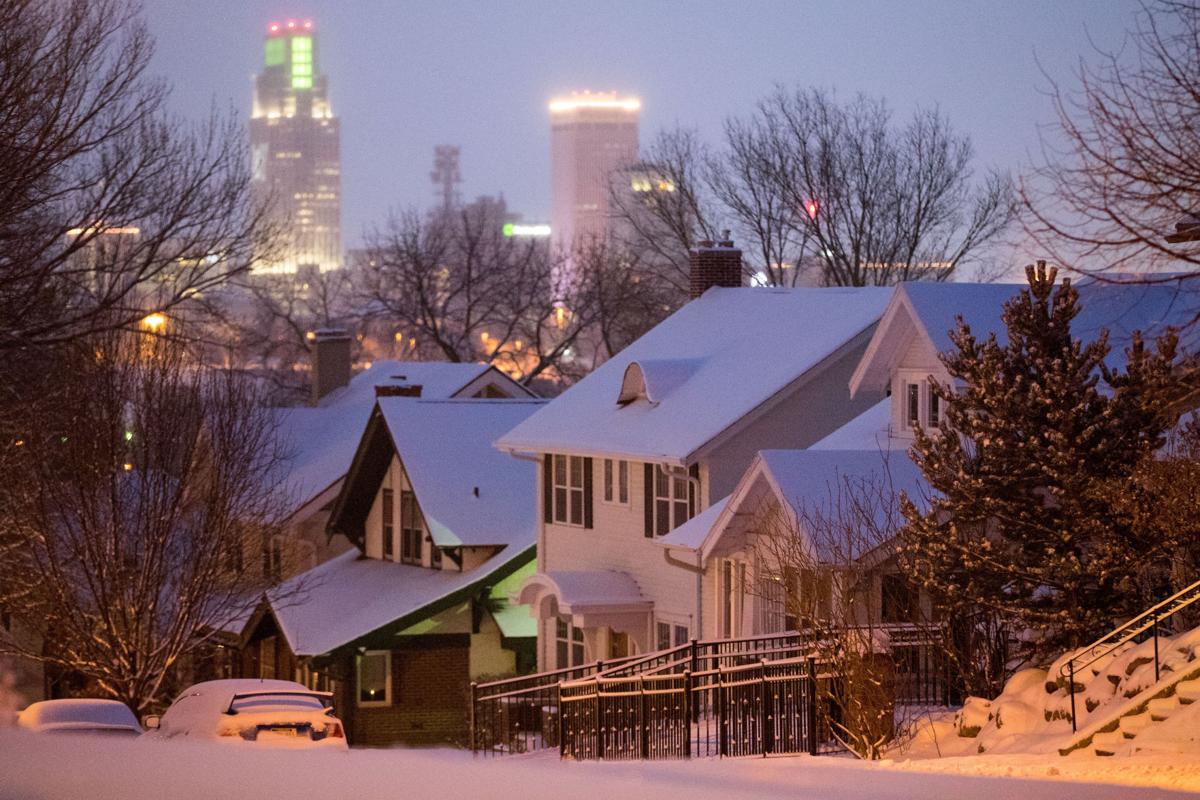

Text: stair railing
xmin=1060 ymin=576 xmax=1200 ymax=731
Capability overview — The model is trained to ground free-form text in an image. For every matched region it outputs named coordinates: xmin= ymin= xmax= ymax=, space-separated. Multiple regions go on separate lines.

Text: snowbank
xmin=0 ymin=729 xmax=1196 ymax=800
xmin=900 ymin=625 xmax=1200 ymax=759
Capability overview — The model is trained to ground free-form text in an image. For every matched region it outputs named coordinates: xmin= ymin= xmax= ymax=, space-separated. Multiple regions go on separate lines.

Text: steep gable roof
xmin=497 ymin=286 xmax=892 ymax=463
xmin=851 ymin=280 xmax=1198 ymax=396
xmin=661 ymin=449 xmax=927 ymax=566
xmin=328 ymin=398 xmax=545 ymax=550
xmin=275 ymin=361 xmax=528 ymax=513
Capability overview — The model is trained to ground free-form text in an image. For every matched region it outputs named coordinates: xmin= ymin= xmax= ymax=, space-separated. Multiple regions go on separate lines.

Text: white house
xmin=653 ymin=278 xmax=1200 ymax=645
xmin=496 ymin=282 xmax=893 ymax=669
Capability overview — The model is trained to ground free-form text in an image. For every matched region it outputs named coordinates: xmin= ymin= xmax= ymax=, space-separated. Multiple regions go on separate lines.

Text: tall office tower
xmin=549 ymin=91 xmax=640 ymax=268
xmin=250 ymin=19 xmax=341 ymax=274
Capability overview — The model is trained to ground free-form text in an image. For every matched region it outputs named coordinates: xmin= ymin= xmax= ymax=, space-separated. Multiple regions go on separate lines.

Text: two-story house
xmin=239 ymin=395 xmax=544 ymax=746
xmin=655 ymin=278 xmax=1199 ymax=646
xmin=495 ymin=242 xmax=893 ymax=669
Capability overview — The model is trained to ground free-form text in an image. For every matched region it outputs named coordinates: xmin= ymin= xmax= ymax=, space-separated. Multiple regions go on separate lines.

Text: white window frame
xmin=652 ymin=464 xmax=691 ymax=536
xmin=555 ymin=616 xmax=585 ymax=668
xmin=601 ymin=458 xmax=630 ymax=506
xmin=551 ymin=454 xmax=586 ymax=527
xmin=897 ymin=372 xmax=945 ymax=433
xmin=356 ymin=650 xmax=392 ymax=707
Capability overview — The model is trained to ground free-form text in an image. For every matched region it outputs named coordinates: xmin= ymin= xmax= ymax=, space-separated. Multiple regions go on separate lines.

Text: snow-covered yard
xmin=1 ymin=730 xmax=1197 ymax=800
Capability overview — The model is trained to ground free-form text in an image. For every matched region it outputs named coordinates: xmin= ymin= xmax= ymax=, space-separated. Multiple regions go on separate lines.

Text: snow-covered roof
xmin=269 ymin=546 xmax=534 ymax=656
xmin=659 ymin=495 xmax=731 ymax=549
xmin=852 ymin=281 xmax=1199 ymax=395
xmin=374 ymin=398 xmax=546 ymax=548
xmin=497 ymin=286 xmax=893 ymax=463
xmin=682 ymin=449 xmax=929 ymax=564
xmin=809 ymin=398 xmax=898 ymax=451
xmin=274 ymin=361 xmax=510 ymax=511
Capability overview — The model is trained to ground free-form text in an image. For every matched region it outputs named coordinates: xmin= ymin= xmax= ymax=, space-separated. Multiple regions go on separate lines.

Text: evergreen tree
xmin=899 ymin=262 xmax=1187 ymax=667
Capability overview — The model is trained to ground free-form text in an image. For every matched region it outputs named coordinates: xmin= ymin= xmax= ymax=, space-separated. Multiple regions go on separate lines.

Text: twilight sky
xmin=143 ymin=0 xmax=1140 ymax=251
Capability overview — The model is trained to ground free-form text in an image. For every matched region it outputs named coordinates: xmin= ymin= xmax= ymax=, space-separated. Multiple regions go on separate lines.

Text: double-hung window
xmin=400 ymin=490 xmax=422 ymax=564
xmin=546 ymin=454 xmax=592 ymax=528
xmin=555 ymin=616 xmax=584 ymax=667
xmin=647 ymin=464 xmax=693 ymax=537
xmin=898 ymin=373 xmax=945 ymax=432
xmin=382 ymin=488 xmax=395 ymax=560
xmin=602 ymin=459 xmax=629 ymax=505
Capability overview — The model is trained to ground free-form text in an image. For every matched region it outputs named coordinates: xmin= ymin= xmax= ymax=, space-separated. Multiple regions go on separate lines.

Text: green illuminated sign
xmin=264 ymin=38 xmax=284 ymax=66
xmin=502 ymin=223 xmax=515 ymax=237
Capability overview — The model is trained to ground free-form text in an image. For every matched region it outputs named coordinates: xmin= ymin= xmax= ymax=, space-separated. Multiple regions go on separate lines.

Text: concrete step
xmin=1148 ymin=696 xmax=1179 ymax=721
xmin=1175 ymin=679 xmax=1200 ymax=704
xmin=1119 ymin=712 xmax=1153 ymax=736
xmin=1092 ymin=730 xmax=1128 ymax=756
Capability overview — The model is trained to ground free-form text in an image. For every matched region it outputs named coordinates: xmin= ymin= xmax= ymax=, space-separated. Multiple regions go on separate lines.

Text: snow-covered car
xmin=17 ymin=698 xmax=143 ymax=737
xmin=143 ymin=679 xmax=347 ymax=750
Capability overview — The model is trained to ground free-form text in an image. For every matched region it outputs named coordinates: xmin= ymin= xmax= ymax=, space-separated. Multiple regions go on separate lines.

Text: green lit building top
xmin=250 ymin=19 xmax=341 ymax=274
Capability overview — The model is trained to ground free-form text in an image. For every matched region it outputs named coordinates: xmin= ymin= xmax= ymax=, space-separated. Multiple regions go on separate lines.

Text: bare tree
xmin=197 ymin=270 xmax=362 ymax=405
xmin=747 ymin=466 xmax=943 ymax=759
xmin=358 ymin=205 xmax=598 ymax=387
xmin=0 ymin=328 xmax=296 ymax=714
xmin=1022 ymin=0 xmax=1200 ymax=290
xmin=0 ymin=0 xmax=275 ymax=351
xmin=612 ymin=89 xmax=1014 ymax=289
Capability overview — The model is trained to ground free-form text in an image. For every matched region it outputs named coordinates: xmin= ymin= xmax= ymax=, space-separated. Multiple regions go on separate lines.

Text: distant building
xmin=549 ymin=91 xmax=640 ymax=284
xmin=250 ymin=19 xmax=341 ymax=274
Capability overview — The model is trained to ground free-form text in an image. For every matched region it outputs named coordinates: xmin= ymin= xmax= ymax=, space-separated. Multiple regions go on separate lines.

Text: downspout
xmin=508 ymin=450 xmax=544 ymax=572
xmin=660 ymin=462 xmax=705 ymax=639
xmin=507 ymin=449 xmax=547 ymax=668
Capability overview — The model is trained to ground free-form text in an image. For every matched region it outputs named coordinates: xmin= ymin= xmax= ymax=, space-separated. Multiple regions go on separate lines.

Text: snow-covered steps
xmin=1118 ymin=712 xmax=1152 ymax=736
xmin=1091 ymin=730 xmax=1128 ymax=756
xmin=1147 ymin=697 xmax=1178 ymax=721
xmin=1175 ymin=678 xmax=1200 ymax=704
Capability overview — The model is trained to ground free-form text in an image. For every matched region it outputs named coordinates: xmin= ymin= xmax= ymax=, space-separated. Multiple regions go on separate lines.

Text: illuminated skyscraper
xmin=549 ymin=91 xmax=640 ymax=260
xmin=250 ymin=19 xmax=341 ymax=274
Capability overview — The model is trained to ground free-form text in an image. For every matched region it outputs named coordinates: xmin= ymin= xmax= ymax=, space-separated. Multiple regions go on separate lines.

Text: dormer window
xmin=897 ymin=371 xmax=945 ymax=433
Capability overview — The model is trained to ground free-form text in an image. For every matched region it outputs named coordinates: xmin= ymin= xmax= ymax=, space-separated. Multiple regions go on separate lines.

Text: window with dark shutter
xmin=583 ymin=458 xmax=593 ymax=528
xmin=643 ymin=462 xmax=654 ymax=538
xmin=543 ymin=454 xmax=553 ymax=524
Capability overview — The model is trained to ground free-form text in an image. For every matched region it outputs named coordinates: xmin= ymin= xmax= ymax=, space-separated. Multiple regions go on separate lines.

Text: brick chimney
xmin=689 ymin=231 xmax=743 ymax=299
xmin=311 ymin=328 xmax=352 ymax=405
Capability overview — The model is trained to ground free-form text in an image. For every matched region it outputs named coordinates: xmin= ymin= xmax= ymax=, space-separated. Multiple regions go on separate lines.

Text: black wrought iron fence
xmin=559 ymin=658 xmax=826 ymax=760
xmin=470 ymin=626 xmax=952 ymax=759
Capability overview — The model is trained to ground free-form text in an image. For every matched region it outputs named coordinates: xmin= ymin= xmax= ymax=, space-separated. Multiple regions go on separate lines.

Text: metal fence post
xmin=1153 ymin=613 xmax=1161 ymax=682
xmin=806 ymin=657 xmax=818 ymax=756
xmin=717 ymin=665 xmax=727 ymax=757
xmin=1068 ymin=660 xmax=1077 ymax=733
xmin=761 ymin=659 xmax=773 ymax=756
xmin=640 ymin=676 xmax=650 ymax=759
xmin=594 ymin=679 xmax=604 ymax=761
xmin=690 ymin=638 xmax=699 ymax=673
xmin=469 ymin=681 xmax=478 ymax=755
xmin=683 ymin=671 xmax=692 ymax=759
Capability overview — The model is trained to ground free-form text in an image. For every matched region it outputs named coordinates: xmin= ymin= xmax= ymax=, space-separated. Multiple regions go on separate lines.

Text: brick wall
xmin=343 ymin=635 xmax=471 ymax=747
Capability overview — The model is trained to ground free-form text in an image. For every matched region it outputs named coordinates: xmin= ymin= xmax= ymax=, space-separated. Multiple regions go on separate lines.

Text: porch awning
xmin=516 ymin=570 xmax=652 ymax=619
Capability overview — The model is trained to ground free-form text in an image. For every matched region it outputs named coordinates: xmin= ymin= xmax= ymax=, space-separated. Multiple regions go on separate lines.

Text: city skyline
xmin=144 ymin=2 xmax=1141 ymax=251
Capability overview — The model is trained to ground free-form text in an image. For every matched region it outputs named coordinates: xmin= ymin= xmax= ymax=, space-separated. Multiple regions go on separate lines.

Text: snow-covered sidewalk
xmin=1 ymin=730 xmax=1197 ymax=800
